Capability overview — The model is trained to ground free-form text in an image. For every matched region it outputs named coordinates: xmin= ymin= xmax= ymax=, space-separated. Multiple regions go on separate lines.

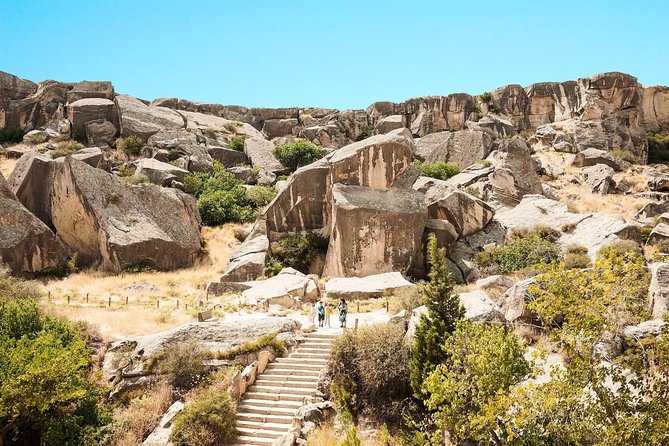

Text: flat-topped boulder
xmin=572 ymin=147 xmax=621 ymax=170
xmin=421 ymin=130 xmax=494 ymax=169
xmin=51 ymin=157 xmax=203 ymax=272
xmin=135 ymin=158 xmax=189 ymax=186
xmin=67 ymin=98 xmax=116 ymax=129
xmin=324 ymin=272 xmax=416 ymax=300
xmin=240 ymin=268 xmax=318 ymax=309
xmin=323 ymin=184 xmax=427 ymax=277
xmin=115 ymin=94 xmax=185 ymax=141
xmin=0 ymin=171 xmax=69 ymax=277
xmin=375 ymin=115 xmax=405 ymax=134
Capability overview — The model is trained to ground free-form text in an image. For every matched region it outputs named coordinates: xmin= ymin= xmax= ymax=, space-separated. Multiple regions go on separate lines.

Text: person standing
xmin=338 ymin=298 xmax=348 ymax=328
xmin=325 ymin=303 xmax=332 ymax=328
xmin=310 ymin=302 xmax=316 ymax=325
xmin=317 ymin=301 xmax=326 ymax=328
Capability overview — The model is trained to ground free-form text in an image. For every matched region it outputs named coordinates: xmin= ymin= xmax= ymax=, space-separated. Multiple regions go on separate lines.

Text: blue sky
xmin=2 ymin=0 xmax=667 ymax=109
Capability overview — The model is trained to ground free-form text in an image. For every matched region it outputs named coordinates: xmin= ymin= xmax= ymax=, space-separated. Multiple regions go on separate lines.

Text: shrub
xmin=197 ymin=189 xmax=253 ymax=226
xmin=423 ymin=321 xmax=530 ymax=444
xmin=413 ymin=160 xmax=461 ymax=181
xmin=270 ymin=232 xmax=329 ymax=273
xmin=50 ymin=139 xmax=84 ymax=158
xmin=245 ymin=185 xmax=276 ymax=208
xmin=648 ymin=132 xmax=669 ymax=163
xmin=329 ymin=323 xmax=412 ymax=422
xmin=410 ymin=234 xmax=464 ymax=398
xmin=115 ymin=165 xmax=134 ymax=177
xmin=184 ymin=163 xmax=242 ymax=198
xmin=0 ymin=126 xmax=24 ymax=144
xmin=474 ymin=225 xmax=563 ymax=274
xmin=211 ymin=333 xmax=286 ymax=360
xmin=264 ymin=258 xmax=283 ymax=278
xmin=228 ymin=135 xmax=247 ymax=151
xmin=116 ymin=135 xmax=144 ymax=156
xmin=488 ymin=103 xmax=501 ymax=114
xmin=598 ymin=239 xmax=643 ymax=258
xmin=25 ymin=132 xmax=46 ymax=145
xmin=123 ymin=173 xmax=150 ymax=186
xmin=359 ymin=124 xmax=375 ymax=140
xmin=272 ymin=139 xmax=323 ymax=172
xmin=477 ymin=159 xmax=492 ymax=168
xmin=480 ymin=92 xmax=493 ymax=103
xmin=170 ymin=389 xmax=237 ymax=446
xmin=157 ymin=340 xmax=208 ymax=390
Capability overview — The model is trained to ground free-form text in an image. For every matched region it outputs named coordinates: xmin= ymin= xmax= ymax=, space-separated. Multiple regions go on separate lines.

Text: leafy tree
xmin=410 ymin=234 xmax=464 ymax=398
xmin=412 ymin=161 xmax=461 ymax=181
xmin=270 ymin=232 xmax=329 ymax=274
xmin=272 ymin=139 xmax=323 ymax=172
xmin=423 ymin=321 xmax=530 ymax=445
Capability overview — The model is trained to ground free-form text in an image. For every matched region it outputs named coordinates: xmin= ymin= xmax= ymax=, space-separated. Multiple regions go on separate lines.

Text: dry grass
xmin=42 ymin=225 xmax=244 ymax=341
xmin=0 ymin=155 xmax=18 ymax=178
xmin=105 ymin=383 xmax=173 ymax=446
xmin=306 ymin=423 xmax=400 ymax=446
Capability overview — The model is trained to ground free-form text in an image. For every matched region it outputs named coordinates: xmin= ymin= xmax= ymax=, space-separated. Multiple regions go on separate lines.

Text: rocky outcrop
xmin=375 ymin=115 xmax=405 ymax=134
xmin=0 ymin=171 xmax=69 ymax=277
xmin=85 ymin=119 xmax=118 ymax=146
xmin=649 ymin=263 xmax=669 ymax=319
xmin=8 ymin=151 xmax=57 ymax=228
xmin=135 ymin=158 xmax=189 ymax=186
xmin=115 ymin=94 xmax=184 ymax=141
xmin=647 ymin=223 xmax=669 ymax=247
xmin=50 ymin=157 xmax=203 ymax=272
xmin=322 ymin=184 xmax=427 ymax=277
xmin=490 ymin=137 xmax=543 ymax=206
xmin=239 ymin=268 xmax=318 ymax=309
xmin=419 ymin=130 xmax=494 ymax=169
xmin=67 ymin=81 xmax=114 ymax=103
xmin=572 ymin=148 xmax=621 ymax=170
xmin=67 ymin=98 xmax=116 ymax=130
xmin=642 ymin=86 xmax=669 ymax=133
xmin=324 ymin=272 xmax=416 ymax=300
xmin=220 ymin=220 xmax=269 ymax=282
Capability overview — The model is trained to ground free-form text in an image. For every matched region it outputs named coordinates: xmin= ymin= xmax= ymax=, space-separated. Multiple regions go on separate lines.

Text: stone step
xmin=261 ymin=368 xmax=321 ymax=378
xmin=254 ymin=379 xmax=318 ymax=389
xmin=234 ymin=435 xmax=276 ymax=445
xmin=265 ymin=362 xmax=323 ymax=372
xmin=248 ymin=384 xmax=317 ymax=395
xmin=237 ymin=426 xmax=289 ymax=439
xmin=304 ymin=334 xmax=338 ymax=341
xmin=296 ymin=346 xmax=332 ymax=353
xmin=290 ymin=352 xmax=330 ymax=360
xmin=243 ymin=391 xmax=314 ymax=402
xmin=236 ymin=412 xmax=294 ymax=425
xmin=239 ymin=398 xmax=303 ymax=410
xmin=274 ymin=357 xmax=328 ymax=366
xmin=237 ymin=420 xmax=292 ymax=431
xmin=299 ymin=340 xmax=334 ymax=347
xmin=237 ymin=404 xmax=298 ymax=417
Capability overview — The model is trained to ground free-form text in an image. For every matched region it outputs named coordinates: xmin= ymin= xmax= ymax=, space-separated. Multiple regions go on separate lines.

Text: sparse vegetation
xmin=563 ymin=243 xmax=591 ymax=269
xmin=228 ymin=135 xmax=247 ymax=151
xmin=170 ymin=386 xmax=237 ymax=446
xmin=272 ymin=139 xmax=323 ymax=172
xmin=359 ymin=123 xmax=375 ymax=140
xmin=648 ymin=132 xmax=669 ymax=163
xmin=611 ymin=148 xmax=641 ymax=164
xmin=210 ymin=333 xmax=286 ymax=360
xmin=412 ymin=160 xmax=461 ymax=181
xmin=116 ymin=135 xmax=144 ymax=156
xmin=480 ymin=92 xmax=493 ymax=103
xmin=123 ymin=173 xmax=150 ymax=185
xmin=157 ymin=339 xmax=209 ymax=390
xmin=49 ymin=139 xmax=84 ymax=158
xmin=474 ymin=225 xmax=563 ymax=274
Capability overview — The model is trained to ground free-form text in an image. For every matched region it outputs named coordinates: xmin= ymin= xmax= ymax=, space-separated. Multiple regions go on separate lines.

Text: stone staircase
xmin=234 ymin=330 xmax=338 ymax=445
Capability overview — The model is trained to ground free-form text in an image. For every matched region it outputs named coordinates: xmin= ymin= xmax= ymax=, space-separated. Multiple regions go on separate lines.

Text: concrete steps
xmin=234 ymin=330 xmax=338 ymax=445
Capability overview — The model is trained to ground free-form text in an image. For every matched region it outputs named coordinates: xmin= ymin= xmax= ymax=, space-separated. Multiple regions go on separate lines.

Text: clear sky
xmin=2 ymin=0 xmax=667 ymax=110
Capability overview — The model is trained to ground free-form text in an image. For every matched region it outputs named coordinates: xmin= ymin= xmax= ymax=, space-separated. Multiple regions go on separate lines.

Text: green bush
xmin=0 ymin=126 xmax=24 ymax=144
xmin=413 ymin=160 xmax=461 ymax=181
xmin=648 ymin=132 xmax=669 ymax=163
xmin=170 ymin=389 xmax=237 ymax=446
xmin=245 ymin=185 xmax=276 ymax=208
xmin=358 ymin=124 xmax=375 ymax=141
xmin=272 ymin=139 xmax=323 ymax=172
xmin=480 ymin=92 xmax=493 ymax=103
xmin=270 ymin=232 xmax=329 ymax=273
xmin=197 ymin=189 xmax=253 ymax=226
xmin=264 ymin=258 xmax=283 ymax=278
xmin=329 ymin=323 xmax=412 ymax=422
xmin=488 ymin=103 xmax=501 ymax=114
xmin=228 ymin=135 xmax=247 ymax=151
xmin=49 ymin=139 xmax=84 ymax=159
xmin=72 ymin=126 xmax=87 ymax=144
xmin=474 ymin=225 xmax=563 ymax=274
xmin=157 ymin=340 xmax=208 ymax=390
xmin=116 ymin=135 xmax=144 ymax=156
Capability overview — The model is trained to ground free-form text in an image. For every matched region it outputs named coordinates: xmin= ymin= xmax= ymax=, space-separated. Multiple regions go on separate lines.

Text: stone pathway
xmin=234 ymin=328 xmax=339 ymax=445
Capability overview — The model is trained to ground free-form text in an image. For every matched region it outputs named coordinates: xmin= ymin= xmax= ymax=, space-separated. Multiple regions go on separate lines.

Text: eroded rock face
xmin=115 ymin=94 xmax=185 ymax=141
xmin=67 ymin=81 xmax=114 ymax=103
xmin=642 ymin=86 xmax=669 ymax=133
xmin=0 ymin=171 xmax=69 ymax=277
xmin=649 ymin=263 xmax=669 ymax=319
xmin=421 ymin=130 xmax=494 ymax=169
xmin=581 ymin=164 xmax=615 ymax=194
xmin=572 ymin=148 xmax=620 ymax=170
xmin=375 ymin=115 xmax=405 ymax=134
xmin=322 ymin=184 xmax=427 ymax=277
xmin=135 ymin=158 xmax=189 ymax=186
xmin=490 ymin=137 xmax=543 ymax=206
xmin=220 ymin=220 xmax=269 ymax=282
xmin=51 ymin=157 xmax=203 ymax=272
xmin=8 ymin=151 xmax=57 ymax=228
xmin=324 ymin=272 xmax=416 ymax=300
xmin=67 ymin=98 xmax=116 ymax=130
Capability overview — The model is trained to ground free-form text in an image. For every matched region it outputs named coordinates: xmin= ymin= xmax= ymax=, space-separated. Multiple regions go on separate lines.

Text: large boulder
xmin=323 ymin=184 xmax=427 ymax=277
xmin=649 ymin=263 xmax=669 ymax=319
xmin=67 ymin=98 xmax=116 ymax=130
xmin=465 ymin=113 xmax=516 ymax=140
xmin=581 ymin=164 xmax=615 ymax=194
xmin=459 ymin=290 xmax=505 ymax=322
xmin=208 ymin=146 xmax=249 ymax=167
xmin=572 ymin=147 xmax=621 ymax=170
xmin=422 ymin=185 xmax=495 ymax=238
xmin=0 ymin=171 xmax=69 ymax=277
xmin=67 ymin=81 xmax=114 ymax=103
xmin=421 ymin=130 xmax=494 ymax=169
xmin=445 ymin=164 xmax=494 ymax=189
xmin=490 ymin=137 xmax=543 ymax=206
xmin=220 ymin=220 xmax=269 ymax=282
xmin=8 ymin=151 xmax=57 ymax=228
xmin=85 ymin=119 xmax=118 ymax=146
xmin=375 ymin=115 xmax=405 ymax=134
xmin=498 ymin=278 xmax=536 ymax=323
xmin=51 ymin=157 xmax=203 ymax=272
xmin=115 ymin=94 xmax=184 ymax=141
xmin=240 ymin=268 xmax=318 ymax=309
xmin=328 ymin=128 xmax=414 ymax=188
xmin=642 ymin=86 xmax=669 ymax=133
xmin=135 ymin=158 xmax=189 ymax=186
xmin=647 ymin=223 xmax=669 ymax=247
xmin=147 ymin=128 xmax=198 ymax=149
xmin=324 ymin=272 xmax=416 ymax=300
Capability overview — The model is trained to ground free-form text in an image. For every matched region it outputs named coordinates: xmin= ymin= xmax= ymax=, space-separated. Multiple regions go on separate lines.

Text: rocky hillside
xmin=1 ymin=70 xmax=668 ymax=281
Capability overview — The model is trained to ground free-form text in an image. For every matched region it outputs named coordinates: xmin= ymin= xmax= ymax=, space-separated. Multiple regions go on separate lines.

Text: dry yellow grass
xmin=42 ymin=224 xmax=246 ymax=340
xmin=549 ymin=182 xmax=649 ymax=221
xmin=0 ymin=155 xmax=18 ymax=178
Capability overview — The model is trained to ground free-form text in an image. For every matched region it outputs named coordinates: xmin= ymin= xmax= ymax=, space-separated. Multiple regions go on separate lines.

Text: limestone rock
xmin=220 ymin=221 xmax=269 ymax=282
xmin=324 ymin=272 xmax=416 ymax=300
xmin=572 ymin=148 xmax=621 ymax=171
xmin=228 ymin=166 xmax=256 ymax=184
xmin=240 ymin=269 xmax=318 ymax=309
xmin=135 ymin=158 xmax=189 ymax=186
xmin=72 ymin=147 xmax=104 ymax=168
xmin=424 ymin=187 xmax=495 ymax=238
xmin=142 ymin=401 xmax=184 ymax=446
xmin=444 ymin=164 xmax=494 ymax=188
xmin=175 ymin=145 xmax=214 ymax=173
xmin=459 ymin=290 xmax=504 ymax=322
xmin=262 ymin=118 xmax=298 ymax=139
xmin=115 ymin=94 xmax=184 ymax=141
xmin=375 ymin=115 xmax=405 ymax=134
xmin=647 ymin=223 xmax=669 ymax=247
xmin=51 ymin=157 xmax=203 ymax=272
xmin=624 ymin=319 xmax=667 ymax=340
xmin=422 ymin=130 xmax=494 ymax=169
xmin=642 ymin=86 xmax=669 ymax=133
xmin=466 ymin=113 xmax=516 ymax=140
xmin=67 ymin=81 xmax=114 ymax=103
xmin=0 ymin=171 xmax=69 ymax=277
xmin=581 ymin=164 xmax=615 ymax=194
xmin=475 ymin=275 xmax=515 ymax=294
xmin=67 ymin=98 xmax=116 ymax=129
xmin=499 ymin=278 xmax=536 ymax=322
xmin=245 ymin=136 xmax=285 ymax=174
xmin=147 ymin=128 xmax=198 ymax=149
xmin=649 ymin=263 xmax=669 ymax=319
xmin=8 ymin=151 xmax=56 ymax=228
xmin=490 ymin=137 xmax=543 ymax=206
xmin=323 ymin=184 xmax=427 ymax=277
xmin=85 ymin=119 xmax=117 ymax=146
xmin=208 ymin=146 xmax=248 ymax=167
